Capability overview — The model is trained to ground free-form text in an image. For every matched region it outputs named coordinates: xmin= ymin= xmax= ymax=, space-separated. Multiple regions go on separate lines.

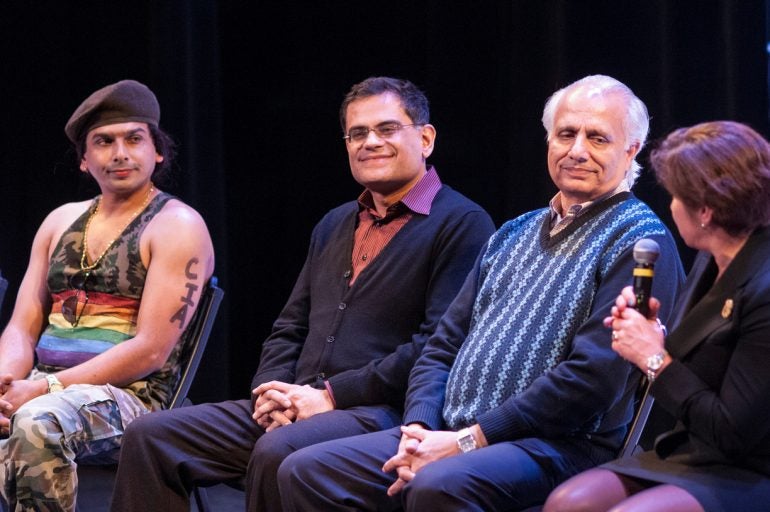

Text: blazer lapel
xmin=666 ymin=282 xmax=733 ymax=360
xmin=666 ymin=227 xmax=770 ymax=360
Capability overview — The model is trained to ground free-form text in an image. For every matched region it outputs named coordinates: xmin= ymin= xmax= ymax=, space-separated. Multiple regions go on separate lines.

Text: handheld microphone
xmin=632 ymin=239 xmax=660 ymax=317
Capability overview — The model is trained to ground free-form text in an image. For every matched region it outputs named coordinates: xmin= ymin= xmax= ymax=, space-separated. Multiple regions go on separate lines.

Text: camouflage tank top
xmin=37 ymin=191 xmax=180 ymax=410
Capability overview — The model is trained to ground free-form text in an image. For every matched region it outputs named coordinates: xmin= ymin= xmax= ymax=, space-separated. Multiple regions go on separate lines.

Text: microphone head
xmin=633 ymin=238 xmax=660 ymax=265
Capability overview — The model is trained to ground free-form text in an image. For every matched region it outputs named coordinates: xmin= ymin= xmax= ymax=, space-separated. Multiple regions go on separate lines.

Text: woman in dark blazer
xmin=544 ymin=120 xmax=770 ymax=512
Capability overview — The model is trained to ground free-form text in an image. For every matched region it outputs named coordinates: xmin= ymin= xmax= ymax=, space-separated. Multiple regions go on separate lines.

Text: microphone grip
xmin=632 ymin=265 xmax=654 ymax=317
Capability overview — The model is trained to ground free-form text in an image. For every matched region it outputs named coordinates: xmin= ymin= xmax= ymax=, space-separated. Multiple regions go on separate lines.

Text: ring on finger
xmin=612 ymin=330 xmax=619 ymax=341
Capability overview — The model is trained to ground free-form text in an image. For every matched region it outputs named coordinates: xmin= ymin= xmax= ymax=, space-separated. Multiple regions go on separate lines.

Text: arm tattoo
xmin=170 ymin=257 xmax=200 ymax=328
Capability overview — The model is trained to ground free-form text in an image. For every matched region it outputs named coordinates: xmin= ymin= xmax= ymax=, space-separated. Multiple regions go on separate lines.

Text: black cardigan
xmin=251 ymin=185 xmax=495 ymax=411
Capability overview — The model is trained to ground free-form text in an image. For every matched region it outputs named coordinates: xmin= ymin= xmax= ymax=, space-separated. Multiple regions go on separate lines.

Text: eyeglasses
xmin=343 ymin=122 xmax=421 ymax=144
xmin=61 ymin=270 xmax=91 ymax=327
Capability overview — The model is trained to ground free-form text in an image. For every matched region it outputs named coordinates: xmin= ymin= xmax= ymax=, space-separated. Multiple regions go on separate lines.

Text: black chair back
xmin=169 ymin=276 xmax=224 ymax=409
xmin=618 ymin=379 xmax=654 ymax=458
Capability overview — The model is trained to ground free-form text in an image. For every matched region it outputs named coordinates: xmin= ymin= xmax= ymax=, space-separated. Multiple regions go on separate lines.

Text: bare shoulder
xmin=42 ymin=199 xmax=92 ymax=228
xmin=38 ymin=199 xmax=93 ymax=250
xmin=144 ymin=197 xmax=214 ymax=260
xmin=152 ymin=197 xmax=209 ymax=231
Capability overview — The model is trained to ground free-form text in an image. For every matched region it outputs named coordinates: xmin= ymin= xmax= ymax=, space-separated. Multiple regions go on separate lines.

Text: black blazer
xmin=651 ymin=225 xmax=770 ymax=476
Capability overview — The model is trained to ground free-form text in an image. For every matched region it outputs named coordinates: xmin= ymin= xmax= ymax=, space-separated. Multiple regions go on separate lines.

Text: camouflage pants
xmin=0 ymin=371 xmax=151 ymax=512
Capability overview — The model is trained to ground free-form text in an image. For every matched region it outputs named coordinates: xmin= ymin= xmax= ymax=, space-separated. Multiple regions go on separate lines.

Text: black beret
xmin=64 ymin=79 xmax=160 ymax=143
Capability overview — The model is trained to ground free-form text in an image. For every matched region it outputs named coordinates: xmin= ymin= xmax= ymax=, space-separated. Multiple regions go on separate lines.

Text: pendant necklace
xmin=80 ymin=186 xmax=155 ymax=271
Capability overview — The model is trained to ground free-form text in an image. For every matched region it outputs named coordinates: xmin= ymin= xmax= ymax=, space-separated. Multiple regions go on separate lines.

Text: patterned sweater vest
xmin=443 ymin=197 xmax=666 ymax=429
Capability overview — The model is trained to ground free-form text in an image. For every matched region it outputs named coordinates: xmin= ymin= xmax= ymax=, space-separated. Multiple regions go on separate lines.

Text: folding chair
xmin=166 ymin=276 xmax=225 ymax=409
xmin=617 ymin=379 xmax=654 ymax=459
xmin=76 ymin=277 xmax=224 ymax=511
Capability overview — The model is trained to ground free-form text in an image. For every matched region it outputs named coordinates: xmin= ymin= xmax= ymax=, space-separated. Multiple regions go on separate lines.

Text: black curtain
xmin=1 ymin=0 xmax=767 ymax=403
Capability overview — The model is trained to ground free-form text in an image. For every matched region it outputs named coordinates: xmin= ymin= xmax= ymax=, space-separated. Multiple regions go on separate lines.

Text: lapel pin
xmin=721 ymin=298 xmax=733 ymax=319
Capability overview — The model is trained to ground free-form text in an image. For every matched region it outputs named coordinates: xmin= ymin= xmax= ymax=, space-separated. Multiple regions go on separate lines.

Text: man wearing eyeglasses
xmin=110 ymin=76 xmax=494 ymax=512
xmin=0 ymin=80 xmax=215 ymax=511
xmin=275 ymin=75 xmax=686 ymax=511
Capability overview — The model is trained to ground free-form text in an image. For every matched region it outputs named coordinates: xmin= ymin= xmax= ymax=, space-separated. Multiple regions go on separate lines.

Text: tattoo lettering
xmin=170 ymin=257 xmax=200 ymax=328
xmin=185 ymin=258 xmax=199 ymax=280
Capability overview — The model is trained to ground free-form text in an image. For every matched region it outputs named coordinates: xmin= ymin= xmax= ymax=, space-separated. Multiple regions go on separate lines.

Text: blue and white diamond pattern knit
xmin=442 ymin=198 xmax=666 ymax=430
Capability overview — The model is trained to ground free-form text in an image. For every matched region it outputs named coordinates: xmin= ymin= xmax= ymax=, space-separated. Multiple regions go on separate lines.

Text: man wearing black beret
xmin=0 ymin=80 xmax=215 ymax=511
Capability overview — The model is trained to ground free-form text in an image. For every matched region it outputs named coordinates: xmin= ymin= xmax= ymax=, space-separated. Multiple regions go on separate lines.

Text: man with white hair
xmin=276 ymin=75 xmax=685 ymax=511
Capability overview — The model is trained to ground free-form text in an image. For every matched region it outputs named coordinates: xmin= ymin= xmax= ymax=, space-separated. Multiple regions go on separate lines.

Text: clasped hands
xmin=605 ymin=286 xmax=666 ymax=371
xmin=1 ymin=374 xmax=47 ymax=436
xmin=381 ymin=424 xmax=462 ymax=496
xmin=252 ymin=381 xmax=334 ymax=432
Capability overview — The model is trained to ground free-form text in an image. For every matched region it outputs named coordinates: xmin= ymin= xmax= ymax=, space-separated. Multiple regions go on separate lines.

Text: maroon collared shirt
xmin=350 ymin=167 xmax=442 ymax=286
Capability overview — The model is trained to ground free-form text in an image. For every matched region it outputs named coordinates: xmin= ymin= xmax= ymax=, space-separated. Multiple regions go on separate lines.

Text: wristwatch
xmin=456 ymin=427 xmax=478 ymax=453
xmin=646 ymin=352 xmax=666 ymax=382
xmin=45 ymin=374 xmax=64 ymax=393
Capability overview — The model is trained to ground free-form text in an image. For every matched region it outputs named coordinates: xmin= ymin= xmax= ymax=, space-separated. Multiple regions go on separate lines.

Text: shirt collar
xmin=549 ymin=179 xmax=630 ymax=224
xmin=357 ymin=166 xmax=442 ymax=217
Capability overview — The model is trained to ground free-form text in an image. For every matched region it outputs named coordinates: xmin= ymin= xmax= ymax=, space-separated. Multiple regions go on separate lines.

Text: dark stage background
xmin=1 ymin=1 xmax=768 ymax=404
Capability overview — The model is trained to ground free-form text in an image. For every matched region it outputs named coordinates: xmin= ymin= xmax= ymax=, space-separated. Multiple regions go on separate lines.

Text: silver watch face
xmin=457 ymin=433 xmax=476 ymax=453
xmin=647 ymin=352 xmax=664 ymax=371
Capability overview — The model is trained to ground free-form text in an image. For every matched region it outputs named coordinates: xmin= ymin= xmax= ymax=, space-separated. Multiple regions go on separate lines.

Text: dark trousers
xmin=278 ymin=426 xmax=614 ymax=512
xmin=109 ymin=399 xmax=401 ymax=512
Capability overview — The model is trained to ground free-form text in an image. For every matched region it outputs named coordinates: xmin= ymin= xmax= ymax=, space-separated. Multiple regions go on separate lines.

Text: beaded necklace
xmin=80 ymin=186 xmax=155 ymax=271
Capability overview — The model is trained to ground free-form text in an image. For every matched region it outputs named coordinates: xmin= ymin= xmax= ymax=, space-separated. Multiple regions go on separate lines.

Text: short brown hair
xmin=651 ymin=120 xmax=770 ymax=236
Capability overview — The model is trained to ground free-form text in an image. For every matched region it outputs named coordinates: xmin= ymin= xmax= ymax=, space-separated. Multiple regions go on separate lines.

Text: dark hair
xmin=651 ymin=120 xmax=770 ymax=236
xmin=339 ymin=77 xmax=430 ymax=132
xmin=74 ymin=124 xmax=178 ymax=186
xmin=147 ymin=125 xmax=177 ymax=185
